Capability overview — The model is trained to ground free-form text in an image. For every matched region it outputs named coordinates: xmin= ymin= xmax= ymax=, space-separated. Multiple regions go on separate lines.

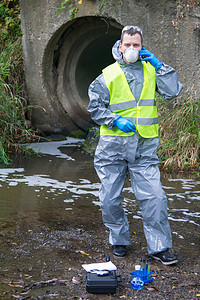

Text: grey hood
xmin=112 ymin=40 xmax=125 ymax=65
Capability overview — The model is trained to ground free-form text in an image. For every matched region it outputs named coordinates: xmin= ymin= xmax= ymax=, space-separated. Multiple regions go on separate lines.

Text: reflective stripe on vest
xmin=100 ymin=61 xmax=159 ymax=138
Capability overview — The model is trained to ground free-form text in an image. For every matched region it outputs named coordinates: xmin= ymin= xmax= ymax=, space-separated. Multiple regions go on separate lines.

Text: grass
xmin=157 ymin=94 xmax=200 ymax=171
xmin=0 ymin=82 xmax=40 ymax=161
xmin=0 ymin=0 xmax=40 ymax=166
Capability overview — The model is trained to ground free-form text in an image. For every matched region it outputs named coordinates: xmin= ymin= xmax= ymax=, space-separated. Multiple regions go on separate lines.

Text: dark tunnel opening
xmin=75 ymin=31 xmax=120 ymax=102
xmin=55 ymin=17 xmax=122 ymax=130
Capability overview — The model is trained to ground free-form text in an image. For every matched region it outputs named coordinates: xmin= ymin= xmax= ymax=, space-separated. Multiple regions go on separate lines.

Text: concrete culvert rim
xmin=53 ymin=17 xmax=122 ymax=130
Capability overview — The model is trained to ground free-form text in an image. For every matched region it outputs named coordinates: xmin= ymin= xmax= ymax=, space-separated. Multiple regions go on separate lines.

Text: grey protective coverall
xmin=88 ymin=40 xmax=183 ymax=255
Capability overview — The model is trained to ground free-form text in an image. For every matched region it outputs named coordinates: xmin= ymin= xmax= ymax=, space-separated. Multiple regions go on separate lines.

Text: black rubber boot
xmin=113 ymin=245 xmax=126 ymax=257
xmin=152 ymin=250 xmax=178 ymax=265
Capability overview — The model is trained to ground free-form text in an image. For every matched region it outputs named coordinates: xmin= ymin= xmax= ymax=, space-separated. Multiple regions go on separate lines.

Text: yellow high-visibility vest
xmin=100 ymin=61 xmax=158 ymax=138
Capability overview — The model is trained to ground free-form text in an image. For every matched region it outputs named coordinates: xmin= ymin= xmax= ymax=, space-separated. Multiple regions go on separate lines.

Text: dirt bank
xmin=0 ymin=213 xmax=199 ymax=299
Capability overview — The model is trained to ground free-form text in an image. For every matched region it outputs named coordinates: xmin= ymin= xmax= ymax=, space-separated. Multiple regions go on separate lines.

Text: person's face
xmin=119 ymin=33 xmax=142 ymax=64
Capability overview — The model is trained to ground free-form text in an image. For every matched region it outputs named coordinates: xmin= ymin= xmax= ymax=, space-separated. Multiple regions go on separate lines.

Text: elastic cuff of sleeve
xmin=113 ymin=116 xmax=121 ymax=126
xmin=155 ymin=62 xmax=163 ymax=71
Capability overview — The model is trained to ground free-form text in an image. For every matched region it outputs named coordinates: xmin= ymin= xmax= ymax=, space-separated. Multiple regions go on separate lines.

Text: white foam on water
xmin=123 ymin=187 xmax=133 ymax=193
xmin=172 ymin=232 xmax=184 ymax=239
xmin=166 ymin=193 xmax=186 ymax=198
xmin=133 ymin=215 xmax=142 ymax=219
xmin=0 ymin=168 xmax=24 ymax=177
xmin=64 ymin=199 xmax=74 ymax=203
xmin=79 ymin=179 xmax=91 ymax=184
xmin=182 ymin=185 xmax=195 ymax=189
xmin=168 ymin=179 xmax=194 ymax=182
xmin=23 ymin=137 xmax=84 ymax=160
xmin=168 ymin=178 xmax=200 ymax=190
xmin=92 ymin=201 xmax=101 ymax=207
xmin=163 ymin=185 xmax=176 ymax=190
xmin=171 ymin=208 xmax=189 ymax=212
xmin=8 ymin=182 xmax=18 ymax=186
xmin=168 ymin=217 xmax=187 ymax=222
xmin=189 ymin=220 xmax=200 ymax=226
xmin=188 ymin=194 xmax=200 ymax=201
xmin=0 ymin=169 xmax=100 ymax=201
xmin=183 ymin=211 xmax=200 ymax=218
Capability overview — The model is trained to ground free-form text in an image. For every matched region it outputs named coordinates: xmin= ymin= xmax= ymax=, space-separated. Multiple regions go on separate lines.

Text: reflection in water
xmin=0 ymin=150 xmax=199 ymax=235
xmin=1 ymin=169 xmax=199 ymax=227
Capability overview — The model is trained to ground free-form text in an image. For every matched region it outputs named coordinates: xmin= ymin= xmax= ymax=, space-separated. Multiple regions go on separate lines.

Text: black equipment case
xmin=86 ymin=270 xmax=118 ymax=294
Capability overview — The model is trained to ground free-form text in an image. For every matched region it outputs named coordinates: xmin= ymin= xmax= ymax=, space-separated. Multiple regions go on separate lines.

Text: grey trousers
xmin=94 ymin=134 xmax=172 ymax=254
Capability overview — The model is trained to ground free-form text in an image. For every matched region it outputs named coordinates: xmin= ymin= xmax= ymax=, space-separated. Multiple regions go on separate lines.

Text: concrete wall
xmin=20 ymin=0 xmax=200 ymax=135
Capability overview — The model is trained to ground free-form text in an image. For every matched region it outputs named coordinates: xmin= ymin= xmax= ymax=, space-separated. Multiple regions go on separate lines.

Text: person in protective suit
xmin=87 ymin=26 xmax=183 ymax=265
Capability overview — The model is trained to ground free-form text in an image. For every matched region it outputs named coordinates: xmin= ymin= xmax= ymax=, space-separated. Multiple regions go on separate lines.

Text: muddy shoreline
xmin=1 ymin=209 xmax=199 ymax=299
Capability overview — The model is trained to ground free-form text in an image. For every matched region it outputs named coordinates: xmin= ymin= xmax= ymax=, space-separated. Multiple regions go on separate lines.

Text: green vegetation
xmin=72 ymin=129 xmax=88 ymax=139
xmin=56 ymin=0 xmax=78 ymax=20
xmin=0 ymin=0 xmax=39 ymax=166
xmin=157 ymin=95 xmax=200 ymax=171
xmin=81 ymin=127 xmax=100 ymax=156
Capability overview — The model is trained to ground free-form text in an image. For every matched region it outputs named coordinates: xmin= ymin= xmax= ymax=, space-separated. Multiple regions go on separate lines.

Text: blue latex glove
xmin=113 ymin=116 xmax=137 ymax=133
xmin=139 ymin=47 xmax=163 ymax=71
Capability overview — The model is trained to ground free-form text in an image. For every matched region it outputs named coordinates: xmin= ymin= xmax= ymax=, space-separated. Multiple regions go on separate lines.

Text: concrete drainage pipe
xmin=52 ymin=17 xmax=121 ymax=131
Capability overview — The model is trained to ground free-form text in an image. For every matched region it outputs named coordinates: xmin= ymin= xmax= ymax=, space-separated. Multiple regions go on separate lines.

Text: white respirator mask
xmin=124 ymin=46 xmax=139 ymax=63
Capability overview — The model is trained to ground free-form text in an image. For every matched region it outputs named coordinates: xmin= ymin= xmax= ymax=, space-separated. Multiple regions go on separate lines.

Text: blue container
xmin=130 ymin=269 xmax=153 ymax=284
xmin=130 ymin=276 xmax=144 ymax=290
